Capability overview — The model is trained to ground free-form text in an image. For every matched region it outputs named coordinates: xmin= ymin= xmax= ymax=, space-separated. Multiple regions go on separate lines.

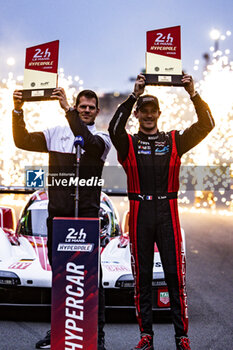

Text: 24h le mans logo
xmin=26 ymin=169 xmax=44 ymax=187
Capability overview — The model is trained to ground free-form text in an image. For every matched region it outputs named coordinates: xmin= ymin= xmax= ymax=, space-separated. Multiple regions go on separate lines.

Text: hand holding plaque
xmin=22 ymin=40 xmax=59 ymax=101
xmin=145 ymin=26 xmax=184 ymax=86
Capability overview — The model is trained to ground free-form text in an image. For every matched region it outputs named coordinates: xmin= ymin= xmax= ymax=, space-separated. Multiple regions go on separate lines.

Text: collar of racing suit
xmin=136 ymin=130 xmax=160 ymax=141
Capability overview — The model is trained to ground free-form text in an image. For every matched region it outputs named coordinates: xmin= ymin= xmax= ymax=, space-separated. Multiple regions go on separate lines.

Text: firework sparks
xmin=0 ymin=70 xmax=83 ymax=186
xmin=126 ymin=45 xmax=233 ymax=212
xmin=0 ymin=49 xmax=232 ymax=213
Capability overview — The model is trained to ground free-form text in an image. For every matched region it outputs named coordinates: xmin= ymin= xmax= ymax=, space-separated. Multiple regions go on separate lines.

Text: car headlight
xmin=0 ymin=271 xmax=21 ymax=286
xmin=115 ymin=274 xmax=134 ymax=288
xmin=99 ymin=208 xmax=110 ymax=237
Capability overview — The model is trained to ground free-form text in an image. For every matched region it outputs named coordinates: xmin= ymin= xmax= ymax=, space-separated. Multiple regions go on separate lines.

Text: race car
xmin=0 ymin=190 xmax=184 ymax=312
xmin=0 ymin=190 xmax=120 ymax=307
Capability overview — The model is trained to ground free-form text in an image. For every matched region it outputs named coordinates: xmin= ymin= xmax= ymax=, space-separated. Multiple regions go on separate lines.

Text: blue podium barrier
xmin=51 ymin=217 xmax=99 ymax=350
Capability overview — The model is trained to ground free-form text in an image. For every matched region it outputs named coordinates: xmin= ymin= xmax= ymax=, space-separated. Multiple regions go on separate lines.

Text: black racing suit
xmin=12 ymin=107 xmax=111 ymax=339
xmin=109 ymin=93 xmax=214 ymax=337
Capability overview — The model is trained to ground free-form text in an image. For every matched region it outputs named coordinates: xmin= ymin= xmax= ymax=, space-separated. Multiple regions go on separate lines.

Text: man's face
xmin=135 ymin=102 xmax=161 ymax=133
xmin=76 ymin=96 xmax=99 ymax=124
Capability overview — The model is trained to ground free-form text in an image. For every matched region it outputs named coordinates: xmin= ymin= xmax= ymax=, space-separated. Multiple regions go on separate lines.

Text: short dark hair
xmin=75 ymin=90 xmax=99 ymax=109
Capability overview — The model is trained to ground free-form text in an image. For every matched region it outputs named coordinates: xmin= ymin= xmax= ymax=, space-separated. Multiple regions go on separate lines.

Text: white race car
xmin=0 ymin=190 xmax=182 ymax=312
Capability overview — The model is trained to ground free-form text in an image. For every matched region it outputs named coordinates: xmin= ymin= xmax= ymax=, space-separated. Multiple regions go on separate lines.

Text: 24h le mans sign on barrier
xmin=51 ymin=218 xmax=99 ymax=350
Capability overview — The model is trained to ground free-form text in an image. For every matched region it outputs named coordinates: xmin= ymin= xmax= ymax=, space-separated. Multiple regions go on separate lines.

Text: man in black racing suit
xmin=13 ymin=87 xmax=111 ymax=350
xmin=109 ymin=74 xmax=214 ymax=350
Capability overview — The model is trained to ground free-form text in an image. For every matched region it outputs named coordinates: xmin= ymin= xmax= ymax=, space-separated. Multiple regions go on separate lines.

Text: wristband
xmin=13 ymin=109 xmax=23 ymax=115
xmin=131 ymin=92 xmax=138 ymax=100
xmin=190 ymin=91 xmax=198 ymax=98
xmin=65 ymin=106 xmax=72 ymax=113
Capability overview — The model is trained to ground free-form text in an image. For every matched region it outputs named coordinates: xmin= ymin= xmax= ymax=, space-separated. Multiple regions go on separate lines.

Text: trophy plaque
xmin=22 ymin=40 xmax=59 ymax=101
xmin=145 ymin=26 xmax=183 ymax=86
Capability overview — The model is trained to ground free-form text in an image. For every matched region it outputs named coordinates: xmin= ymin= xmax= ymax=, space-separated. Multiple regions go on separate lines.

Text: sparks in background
xmin=0 ymin=39 xmax=232 ymax=213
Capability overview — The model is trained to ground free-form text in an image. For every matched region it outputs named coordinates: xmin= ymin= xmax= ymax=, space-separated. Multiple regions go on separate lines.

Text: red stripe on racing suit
xmin=168 ymin=131 xmax=188 ymax=334
xmin=109 ymin=92 xmax=214 ymax=337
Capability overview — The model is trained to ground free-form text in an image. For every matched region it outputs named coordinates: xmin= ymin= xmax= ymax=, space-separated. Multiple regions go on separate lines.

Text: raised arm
xmin=52 ymin=87 xmax=108 ymax=159
xmin=66 ymin=109 xmax=107 ymax=158
xmin=12 ymin=90 xmax=48 ymax=152
xmin=108 ymin=74 xmax=145 ymax=161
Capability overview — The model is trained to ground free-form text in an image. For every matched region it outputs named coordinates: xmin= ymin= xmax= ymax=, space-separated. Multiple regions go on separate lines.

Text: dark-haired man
xmin=13 ymin=87 xmax=111 ymax=350
xmin=109 ymin=74 xmax=214 ymax=350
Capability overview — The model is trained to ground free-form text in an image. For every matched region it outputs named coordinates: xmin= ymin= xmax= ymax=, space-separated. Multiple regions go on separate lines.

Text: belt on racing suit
xmin=128 ymin=192 xmax=177 ymax=201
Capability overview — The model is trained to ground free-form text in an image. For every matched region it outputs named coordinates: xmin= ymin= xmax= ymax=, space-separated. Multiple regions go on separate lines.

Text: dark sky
xmin=0 ymin=0 xmax=233 ymax=92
